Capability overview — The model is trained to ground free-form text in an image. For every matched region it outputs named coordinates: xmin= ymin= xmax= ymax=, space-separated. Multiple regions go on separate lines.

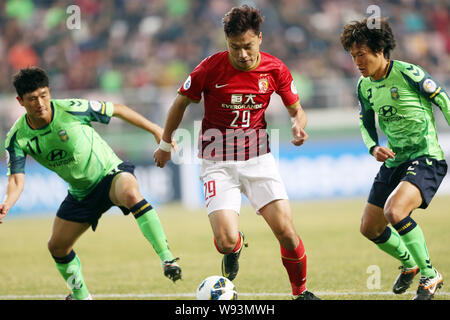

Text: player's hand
xmin=372 ymin=146 xmax=396 ymax=162
xmin=291 ymin=126 xmax=309 ymax=146
xmin=153 ymin=148 xmax=171 ymax=168
xmin=0 ymin=203 xmax=11 ymax=224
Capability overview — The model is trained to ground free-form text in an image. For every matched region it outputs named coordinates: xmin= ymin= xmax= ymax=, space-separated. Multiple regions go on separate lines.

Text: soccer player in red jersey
xmin=154 ymin=5 xmax=319 ymax=300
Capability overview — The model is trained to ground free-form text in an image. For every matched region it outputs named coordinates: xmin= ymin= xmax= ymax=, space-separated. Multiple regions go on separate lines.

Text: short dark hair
xmin=222 ymin=5 xmax=264 ymax=37
xmin=340 ymin=18 xmax=396 ymax=59
xmin=13 ymin=67 xmax=49 ymax=98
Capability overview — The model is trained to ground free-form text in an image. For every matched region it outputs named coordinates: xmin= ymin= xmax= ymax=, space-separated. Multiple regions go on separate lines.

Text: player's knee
xmin=121 ymin=188 xmax=142 ymax=209
xmin=112 ymin=173 xmax=142 ymax=208
xmin=383 ymin=205 xmax=407 ymax=225
xmin=360 ymin=222 xmax=381 ymax=240
xmin=274 ymin=228 xmax=298 ymax=250
xmin=215 ymin=234 xmax=239 ymax=254
xmin=47 ymin=239 xmax=71 ymax=257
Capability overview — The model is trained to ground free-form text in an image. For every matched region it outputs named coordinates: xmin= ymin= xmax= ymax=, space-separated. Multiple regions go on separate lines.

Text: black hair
xmin=340 ymin=18 xmax=396 ymax=58
xmin=222 ymin=5 xmax=264 ymax=37
xmin=13 ymin=67 xmax=49 ymax=98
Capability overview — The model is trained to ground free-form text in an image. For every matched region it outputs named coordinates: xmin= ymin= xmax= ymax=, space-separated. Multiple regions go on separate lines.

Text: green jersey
xmin=5 ymin=99 xmax=122 ymax=200
xmin=357 ymin=60 xmax=450 ymax=168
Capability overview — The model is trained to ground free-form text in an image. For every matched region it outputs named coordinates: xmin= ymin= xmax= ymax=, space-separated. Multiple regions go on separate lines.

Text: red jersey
xmin=179 ymin=51 xmax=299 ymax=161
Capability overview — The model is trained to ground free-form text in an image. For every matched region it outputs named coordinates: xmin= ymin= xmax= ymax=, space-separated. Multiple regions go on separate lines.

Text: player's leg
xmin=361 ymin=202 xmax=418 ymax=294
xmin=209 ymin=209 xmax=240 ymax=253
xmin=384 ymin=181 xmax=436 ymax=279
xmin=209 ymin=209 xmax=246 ymax=281
xmin=48 ymin=216 xmax=91 ymax=300
xmin=361 ymin=202 xmax=417 ymax=268
xmin=259 ymin=199 xmax=318 ymax=300
xmin=200 ymin=160 xmax=245 ymax=280
xmin=238 ymin=153 xmax=318 ymax=299
xmin=384 ymin=180 xmax=444 ymax=299
xmin=109 ymin=171 xmax=181 ymax=282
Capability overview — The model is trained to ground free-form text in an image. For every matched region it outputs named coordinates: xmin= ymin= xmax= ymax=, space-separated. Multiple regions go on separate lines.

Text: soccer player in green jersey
xmin=0 ymin=67 xmax=182 ymax=300
xmin=341 ymin=18 xmax=450 ymax=300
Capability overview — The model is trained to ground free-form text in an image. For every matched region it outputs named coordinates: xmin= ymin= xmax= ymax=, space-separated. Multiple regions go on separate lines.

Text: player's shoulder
xmin=199 ymin=51 xmax=228 ymax=69
xmin=51 ymin=98 xmax=91 ymax=113
xmin=260 ymin=51 xmax=285 ymax=68
xmin=393 ymin=60 xmax=425 ymax=81
xmin=356 ymin=75 xmax=370 ymax=93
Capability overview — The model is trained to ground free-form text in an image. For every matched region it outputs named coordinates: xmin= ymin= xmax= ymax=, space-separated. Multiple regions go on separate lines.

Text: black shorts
xmin=368 ymin=156 xmax=447 ymax=209
xmin=56 ymin=162 xmax=135 ymax=231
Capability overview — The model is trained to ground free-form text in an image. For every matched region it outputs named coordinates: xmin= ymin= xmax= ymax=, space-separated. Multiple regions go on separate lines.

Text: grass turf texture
xmin=1 ymin=196 xmax=449 ymax=300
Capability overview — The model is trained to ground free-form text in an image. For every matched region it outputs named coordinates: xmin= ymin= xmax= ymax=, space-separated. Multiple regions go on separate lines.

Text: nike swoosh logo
xmin=215 ymin=84 xmax=228 ymax=88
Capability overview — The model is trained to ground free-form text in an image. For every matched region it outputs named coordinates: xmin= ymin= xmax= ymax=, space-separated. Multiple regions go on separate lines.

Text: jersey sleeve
xmin=53 ymin=99 xmax=114 ymax=124
xmin=400 ymin=63 xmax=450 ymax=125
xmin=357 ymin=79 xmax=379 ymax=154
xmin=178 ymin=57 xmax=209 ymax=103
xmin=5 ymin=130 xmax=26 ymax=176
xmin=275 ymin=62 xmax=300 ymax=106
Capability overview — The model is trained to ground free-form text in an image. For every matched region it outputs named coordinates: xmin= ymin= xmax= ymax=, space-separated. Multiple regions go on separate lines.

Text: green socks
xmin=371 ymin=226 xmax=417 ymax=268
xmin=393 ymin=216 xmax=436 ymax=278
xmin=372 ymin=217 xmax=436 ymax=278
xmin=53 ymin=250 xmax=90 ymax=300
xmin=132 ymin=200 xmax=174 ymax=264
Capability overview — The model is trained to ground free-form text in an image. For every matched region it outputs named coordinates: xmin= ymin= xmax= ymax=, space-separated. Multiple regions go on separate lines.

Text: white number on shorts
xmin=230 ymin=110 xmax=250 ymax=128
xmin=203 ymin=180 xmax=216 ymax=201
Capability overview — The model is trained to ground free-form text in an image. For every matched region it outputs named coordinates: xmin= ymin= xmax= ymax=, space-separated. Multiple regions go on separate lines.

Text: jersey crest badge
xmin=258 ymin=77 xmax=269 ymax=93
xmin=58 ymin=130 xmax=69 ymax=142
xmin=390 ymin=87 xmax=399 ymax=100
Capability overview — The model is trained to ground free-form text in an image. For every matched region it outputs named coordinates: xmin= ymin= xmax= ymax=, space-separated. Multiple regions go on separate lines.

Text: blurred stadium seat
xmin=0 ymin=0 xmax=448 ymax=213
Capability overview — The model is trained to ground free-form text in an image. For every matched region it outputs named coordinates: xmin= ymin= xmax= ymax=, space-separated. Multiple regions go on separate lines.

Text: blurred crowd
xmin=0 ymin=0 xmax=448 ymax=105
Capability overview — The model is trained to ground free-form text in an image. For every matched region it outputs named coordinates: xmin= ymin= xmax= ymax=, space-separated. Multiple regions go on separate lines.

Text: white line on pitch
xmin=1 ymin=291 xmax=450 ymax=299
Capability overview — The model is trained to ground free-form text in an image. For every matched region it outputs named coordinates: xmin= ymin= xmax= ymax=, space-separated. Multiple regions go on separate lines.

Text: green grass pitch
xmin=1 ymin=196 xmax=449 ymax=300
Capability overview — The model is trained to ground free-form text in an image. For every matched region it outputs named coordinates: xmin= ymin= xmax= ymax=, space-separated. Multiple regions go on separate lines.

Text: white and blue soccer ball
xmin=196 ymin=275 xmax=238 ymax=300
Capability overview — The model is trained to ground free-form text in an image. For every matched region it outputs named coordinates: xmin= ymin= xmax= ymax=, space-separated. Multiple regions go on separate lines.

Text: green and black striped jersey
xmin=5 ymin=99 xmax=122 ymax=200
xmin=357 ymin=60 xmax=450 ymax=168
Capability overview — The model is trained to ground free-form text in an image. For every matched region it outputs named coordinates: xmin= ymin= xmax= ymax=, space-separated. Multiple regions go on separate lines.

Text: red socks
xmin=280 ymin=236 xmax=307 ymax=295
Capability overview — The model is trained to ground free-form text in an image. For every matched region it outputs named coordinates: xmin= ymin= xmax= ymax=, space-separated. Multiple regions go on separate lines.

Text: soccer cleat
xmin=164 ymin=257 xmax=182 ymax=283
xmin=65 ymin=293 xmax=92 ymax=300
xmin=221 ymin=232 xmax=248 ymax=281
xmin=293 ymin=290 xmax=321 ymax=300
xmin=413 ymin=269 xmax=443 ymax=300
xmin=393 ymin=265 xmax=419 ymax=294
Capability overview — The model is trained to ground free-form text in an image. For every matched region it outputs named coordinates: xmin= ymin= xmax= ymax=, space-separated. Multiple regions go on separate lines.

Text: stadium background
xmin=0 ymin=0 xmax=449 ymax=301
xmin=0 ymin=0 xmax=448 ymax=214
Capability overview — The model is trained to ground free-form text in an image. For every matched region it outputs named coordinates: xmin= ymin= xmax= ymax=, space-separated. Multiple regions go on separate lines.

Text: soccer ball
xmin=196 ymin=275 xmax=238 ymax=300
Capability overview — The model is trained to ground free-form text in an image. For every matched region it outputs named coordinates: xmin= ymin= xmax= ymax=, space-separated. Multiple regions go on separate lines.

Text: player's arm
xmin=357 ymin=84 xmax=395 ymax=162
xmin=401 ymin=65 xmax=450 ymax=125
xmin=112 ymin=103 xmax=173 ymax=146
xmin=153 ymin=94 xmax=192 ymax=168
xmin=285 ymin=100 xmax=308 ymax=146
xmin=0 ymin=173 xmax=25 ymax=223
xmin=434 ymin=90 xmax=450 ymax=125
